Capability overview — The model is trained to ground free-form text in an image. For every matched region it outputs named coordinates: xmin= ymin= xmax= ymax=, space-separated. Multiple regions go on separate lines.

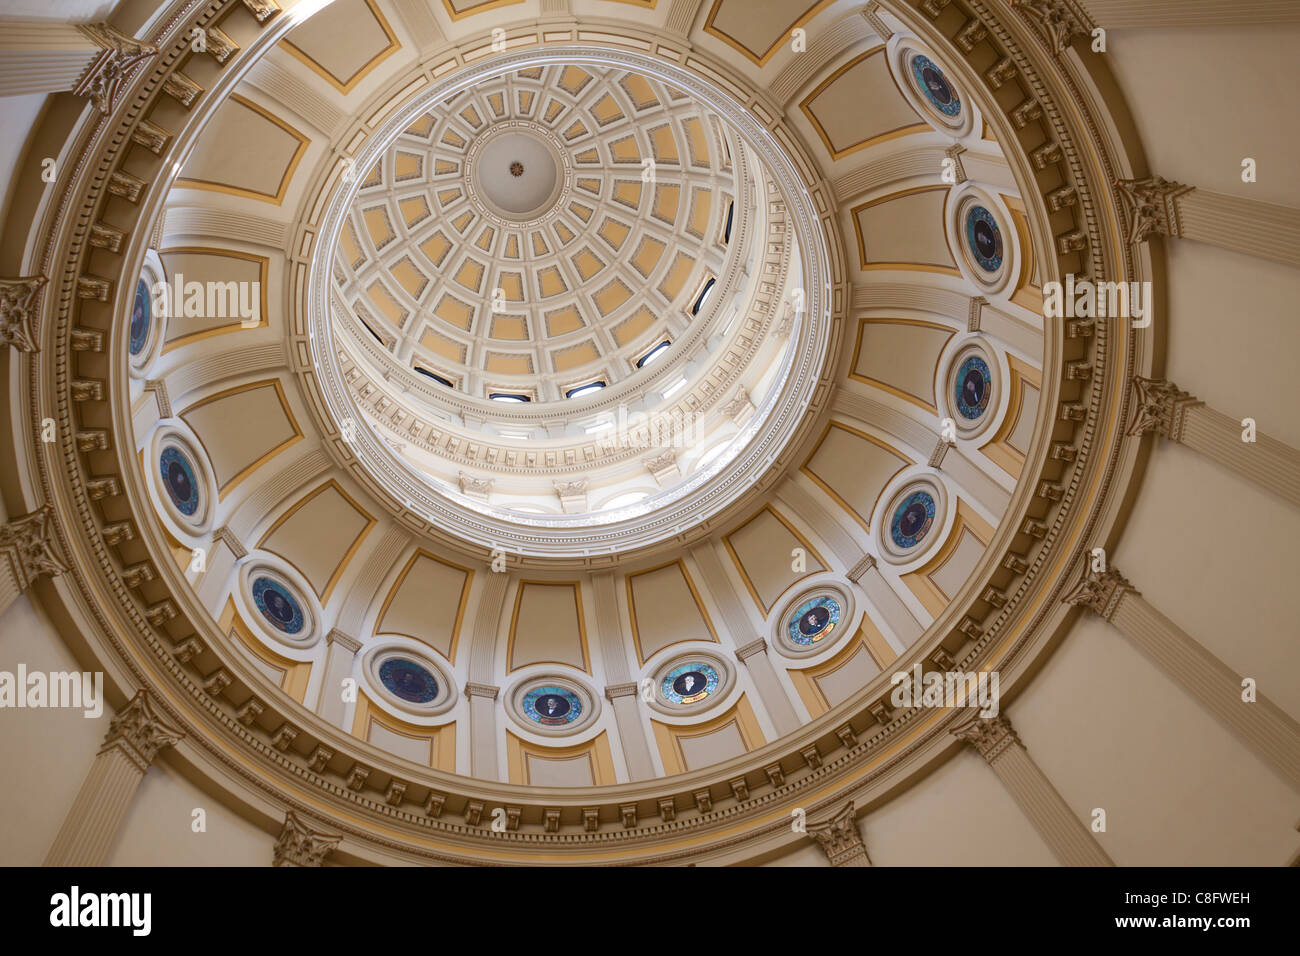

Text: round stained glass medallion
xmin=378 ymin=658 xmax=439 ymax=704
xmin=911 ymin=54 xmax=961 ymax=117
xmin=891 ymin=491 xmax=936 ymax=550
xmin=787 ymin=596 xmax=841 ymax=646
xmin=158 ymin=446 xmax=199 ymax=517
xmin=522 ymin=685 xmax=581 ymax=726
xmin=252 ymin=576 xmax=305 ymax=635
xmin=955 ymin=355 xmax=992 ymax=420
xmin=130 ymin=278 xmax=151 ymax=356
xmin=661 ymin=663 xmax=720 ymax=705
xmin=965 ymin=205 xmax=1003 ymax=273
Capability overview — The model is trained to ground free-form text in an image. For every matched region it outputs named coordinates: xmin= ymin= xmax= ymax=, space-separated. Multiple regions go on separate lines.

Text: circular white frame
xmin=941 ymin=336 xmax=999 ymax=440
xmin=464 ymin=119 xmax=573 ymax=226
xmin=645 ymin=648 xmax=734 ymax=717
xmin=769 ymin=579 xmax=857 ymax=660
xmin=945 ymin=183 xmax=1017 ymax=296
xmin=504 ymin=671 xmax=601 ymax=737
xmin=361 ymin=640 xmax=457 ymax=720
xmin=145 ymin=419 xmax=217 ymax=540
xmin=887 ymin=35 xmax=978 ymax=139
xmin=234 ymin=554 xmax=323 ymax=654
xmin=875 ymin=472 xmax=949 ymax=566
xmin=305 ymin=46 xmax=835 ymax=558
xmin=129 ymin=249 xmax=168 ymax=377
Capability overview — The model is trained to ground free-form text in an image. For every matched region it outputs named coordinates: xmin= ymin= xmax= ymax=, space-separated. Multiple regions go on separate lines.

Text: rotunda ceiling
xmin=315 ymin=51 xmax=828 ymax=549
xmin=9 ymin=0 xmax=1154 ymax=865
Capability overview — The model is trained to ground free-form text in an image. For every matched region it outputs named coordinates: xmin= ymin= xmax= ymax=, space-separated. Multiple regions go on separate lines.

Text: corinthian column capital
xmin=100 ymin=689 xmax=185 ymax=773
xmin=0 ymin=505 xmax=68 ymax=591
xmin=807 ymin=800 xmax=870 ymax=866
xmin=0 ymin=276 xmax=48 ymax=352
xmin=1009 ymin=0 xmax=1097 ymax=55
xmin=273 ymin=811 xmax=342 ymax=867
xmin=1127 ymin=376 xmax=1204 ymax=440
xmin=951 ymin=712 xmax=1020 ymax=762
xmin=1115 ymin=177 xmax=1194 ymax=244
xmin=1062 ymin=566 xmax=1137 ymax=622
xmin=73 ymin=24 xmax=157 ymax=115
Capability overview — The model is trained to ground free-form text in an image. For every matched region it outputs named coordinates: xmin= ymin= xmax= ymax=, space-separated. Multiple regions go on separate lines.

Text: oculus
xmin=378 ymin=658 xmax=439 ymax=704
xmin=158 ymin=446 xmax=199 ymax=517
xmin=787 ymin=595 xmax=841 ymax=647
xmin=251 ymin=576 xmax=306 ymax=636
xmin=661 ymin=662 xmax=720 ymax=705
xmin=129 ymin=278 xmax=151 ymax=356
xmin=148 ymin=426 xmax=214 ymax=536
xmin=522 ymin=685 xmax=582 ymax=726
xmin=891 ymin=490 xmax=936 ymax=550
xmin=965 ymin=205 xmax=1004 ymax=274
xmin=954 ymin=354 xmax=992 ymax=420
xmin=910 ymin=54 xmax=961 ymax=118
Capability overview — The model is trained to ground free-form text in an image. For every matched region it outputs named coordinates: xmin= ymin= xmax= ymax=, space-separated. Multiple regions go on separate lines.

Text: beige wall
xmin=1016 ymin=615 xmax=1300 ymax=865
xmin=109 ymin=760 xmax=270 ymax=866
xmin=0 ymin=593 xmax=270 ymax=866
xmin=1105 ymin=25 xmax=1300 ymax=209
xmin=0 ymin=594 xmax=105 ymax=865
xmin=866 ymin=748 xmax=1059 ymax=865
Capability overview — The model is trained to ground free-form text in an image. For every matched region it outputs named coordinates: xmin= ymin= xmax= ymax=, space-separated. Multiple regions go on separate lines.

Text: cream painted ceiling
xmin=135 ymin=0 xmax=1048 ymax=789
xmin=334 ymin=63 xmax=740 ymax=403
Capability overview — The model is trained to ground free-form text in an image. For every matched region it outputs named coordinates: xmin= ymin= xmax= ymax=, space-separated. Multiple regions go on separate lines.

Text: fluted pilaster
xmin=44 ymin=690 xmax=184 ymax=866
xmin=1083 ymin=0 xmax=1300 ymax=27
xmin=465 ymin=682 xmax=501 ymax=781
xmin=953 ymin=713 xmax=1114 ymax=866
xmin=0 ymin=506 xmax=68 ymax=622
xmin=0 ymin=21 xmax=155 ymax=111
xmin=1129 ymin=377 xmax=1300 ymax=507
xmin=1065 ymin=567 xmax=1300 ymax=791
xmin=734 ymin=639 xmax=799 ymax=736
xmin=316 ymin=629 xmax=360 ymax=730
xmin=605 ymin=683 xmax=656 ymax=781
xmin=1177 ymin=190 xmax=1300 ymax=270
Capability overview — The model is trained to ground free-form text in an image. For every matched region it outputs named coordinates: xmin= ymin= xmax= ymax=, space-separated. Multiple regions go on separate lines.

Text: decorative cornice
xmin=1008 ymin=0 xmax=1095 ymax=56
xmin=464 ymin=682 xmax=500 ymax=700
xmin=1062 ymin=565 xmax=1137 ymax=622
xmin=862 ymin=2 xmax=894 ymax=40
xmin=847 ymin=554 xmax=876 ymax=584
xmin=720 ymin=388 xmax=755 ymax=425
xmin=100 ymin=689 xmax=185 ymax=773
xmin=273 ymin=810 xmax=341 ymax=867
xmin=928 ymin=437 xmax=952 ymax=469
xmin=605 ymin=682 xmax=640 ymax=700
xmin=806 ymin=800 xmax=870 ymax=866
xmin=1114 ymin=177 xmax=1194 ymax=245
xmin=241 ymin=0 xmax=282 ymax=23
xmin=74 ymin=23 xmax=158 ymax=115
xmin=458 ymin=472 xmax=494 ymax=500
xmin=1126 ymin=376 xmax=1202 ymax=441
xmin=143 ymin=379 xmax=172 ymax=418
xmin=951 ymin=712 xmax=1020 ymax=763
xmin=326 ymin=628 xmax=361 ymax=654
xmin=0 ymin=276 xmax=48 ymax=352
xmin=944 ymin=144 xmax=968 ymax=184
xmin=212 ymin=526 xmax=248 ymax=560
xmin=733 ymin=637 xmax=768 ymax=662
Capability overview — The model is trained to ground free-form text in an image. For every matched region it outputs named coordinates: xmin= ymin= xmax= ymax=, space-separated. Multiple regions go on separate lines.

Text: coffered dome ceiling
xmin=14 ymin=0 xmax=1157 ymax=865
xmin=328 ymin=60 xmax=808 ymax=527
